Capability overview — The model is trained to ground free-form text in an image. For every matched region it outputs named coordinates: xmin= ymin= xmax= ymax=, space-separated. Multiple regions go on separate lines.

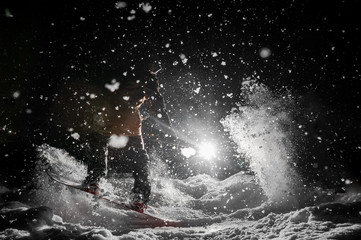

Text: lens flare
xmin=198 ymin=142 xmax=216 ymax=160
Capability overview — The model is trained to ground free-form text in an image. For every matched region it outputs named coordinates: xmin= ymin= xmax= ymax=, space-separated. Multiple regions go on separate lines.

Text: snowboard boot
xmin=82 ymin=176 xmax=101 ymax=195
xmin=130 ymin=193 xmax=148 ymax=213
xmin=86 ymin=182 xmax=101 ymax=195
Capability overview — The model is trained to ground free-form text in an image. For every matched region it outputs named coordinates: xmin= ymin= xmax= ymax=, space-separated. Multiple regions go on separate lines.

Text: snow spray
xmin=34 ymin=145 xmax=94 ymax=223
xmin=221 ymin=79 xmax=299 ymax=202
xmin=37 ymin=144 xmax=88 ymax=182
xmin=33 ymin=144 xmax=121 ymax=226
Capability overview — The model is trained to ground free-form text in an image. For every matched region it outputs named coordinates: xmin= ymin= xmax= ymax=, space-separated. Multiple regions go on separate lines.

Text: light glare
xmin=198 ymin=142 xmax=216 ymax=160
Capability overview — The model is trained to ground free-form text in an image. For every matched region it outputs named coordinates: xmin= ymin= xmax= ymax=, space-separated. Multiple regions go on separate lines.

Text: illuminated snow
xmin=108 ymin=135 xmax=129 ymax=149
xmin=259 ymin=47 xmax=271 ymax=58
xmin=70 ymin=132 xmax=80 ymax=140
xmin=221 ymin=79 xmax=297 ymax=201
xmin=180 ymin=147 xmax=196 ymax=158
xmin=140 ymin=2 xmax=152 ymax=13
xmin=105 ymin=79 xmax=120 ymax=92
xmin=12 ymin=91 xmax=20 ymax=99
xmin=115 ymin=1 xmax=127 ymax=9
xmin=1 ymin=141 xmax=360 ymax=239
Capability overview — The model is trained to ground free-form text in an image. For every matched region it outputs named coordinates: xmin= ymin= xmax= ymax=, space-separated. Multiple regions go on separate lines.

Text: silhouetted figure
xmin=52 ymin=63 xmax=171 ymax=212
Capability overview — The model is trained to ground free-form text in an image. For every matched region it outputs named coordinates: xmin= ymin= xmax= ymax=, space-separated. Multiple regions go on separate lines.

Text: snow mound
xmin=0 ymin=202 xmax=53 ymax=231
xmin=2 ymin=160 xmax=361 ymax=239
xmin=3 ymin=198 xmax=361 ymax=239
xmin=174 ymin=173 xmax=267 ymax=214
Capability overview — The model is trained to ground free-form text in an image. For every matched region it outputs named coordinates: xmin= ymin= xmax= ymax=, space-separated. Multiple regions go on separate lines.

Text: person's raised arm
xmin=144 ymin=74 xmax=172 ymax=131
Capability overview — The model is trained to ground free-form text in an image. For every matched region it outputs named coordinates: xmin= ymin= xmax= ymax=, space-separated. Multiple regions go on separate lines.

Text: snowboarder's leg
xmin=84 ymin=132 xmax=108 ymax=185
xmin=125 ymin=136 xmax=151 ymax=203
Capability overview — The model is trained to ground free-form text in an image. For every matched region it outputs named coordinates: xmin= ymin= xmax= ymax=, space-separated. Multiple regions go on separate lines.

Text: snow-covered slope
xmin=1 ymin=145 xmax=361 ymax=240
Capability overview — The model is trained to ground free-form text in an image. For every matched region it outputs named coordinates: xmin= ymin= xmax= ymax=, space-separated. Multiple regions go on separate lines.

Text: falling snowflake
xmin=181 ymin=147 xmax=196 ymax=158
xmin=140 ymin=2 xmax=152 ymax=13
xmin=108 ymin=135 xmax=129 ymax=148
xmin=12 ymin=91 xmax=20 ymax=99
xmin=194 ymin=87 xmax=201 ymax=94
xmin=105 ymin=79 xmax=120 ymax=92
xmin=4 ymin=8 xmax=13 ymax=18
xmin=259 ymin=47 xmax=271 ymax=58
xmin=127 ymin=15 xmax=136 ymax=21
xmin=115 ymin=1 xmax=127 ymax=9
xmin=179 ymin=54 xmax=188 ymax=64
xmin=71 ymin=132 xmax=80 ymax=140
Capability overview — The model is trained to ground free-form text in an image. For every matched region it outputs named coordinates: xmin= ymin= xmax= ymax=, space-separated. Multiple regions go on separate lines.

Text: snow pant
xmin=86 ymin=133 xmax=151 ymax=202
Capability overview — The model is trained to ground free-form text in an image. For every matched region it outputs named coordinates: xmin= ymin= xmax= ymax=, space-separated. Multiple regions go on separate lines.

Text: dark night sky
xmin=1 ymin=0 xmax=361 ymax=189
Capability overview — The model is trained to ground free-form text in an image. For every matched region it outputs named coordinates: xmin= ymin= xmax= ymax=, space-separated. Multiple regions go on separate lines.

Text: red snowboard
xmin=47 ymin=171 xmax=183 ymax=228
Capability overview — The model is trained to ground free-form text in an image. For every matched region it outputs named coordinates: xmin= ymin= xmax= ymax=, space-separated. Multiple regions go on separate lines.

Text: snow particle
xmin=12 ymin=91 xmax=20 ymax=99
xmin=140 ymin=2 xmax=152 ymax=13
xmin=105 ymin=79 xmax=120 ymax=92
xmin=345 ymin=179 xmax=352 ymax=185
xmin=127 ymin=15 xmax=136 ymax=21
xmin=4 ymin=8 xmax=14 ymax=18
xmin=181 ymin=147 xmax=196 ymax=158
xmin=115 ymin=1 xmax=127 ymax=9
xmin=179 ymin=53 xmax=188 ymax=64
xmin=71 ymin=132 xmax=80 ymax=140
xmin=108 ymin=135 xmax=129 ymax=148
xmin=259 ymin=47 xmax=272 ymax=58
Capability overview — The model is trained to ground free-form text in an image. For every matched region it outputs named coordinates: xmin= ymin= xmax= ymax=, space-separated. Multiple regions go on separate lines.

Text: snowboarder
xmin=51 ymin=62 xmax=172 ymax=212
xmin=87 ymin=63 xmax=172 ymax=212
